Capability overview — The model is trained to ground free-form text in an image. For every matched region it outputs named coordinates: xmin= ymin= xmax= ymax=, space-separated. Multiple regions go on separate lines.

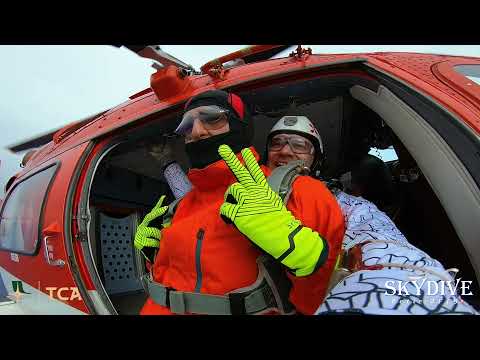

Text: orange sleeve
xmin=285 ymin=176 xmax=345 ymax=315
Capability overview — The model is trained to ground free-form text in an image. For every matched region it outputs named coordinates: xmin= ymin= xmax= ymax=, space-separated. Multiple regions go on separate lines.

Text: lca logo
xmin=6 ymin=281 xmax=82 ymax=303
xmin=8 ymin=281 xmax=30 ymax=302
xmin=12 ymin=281 xmax=30 ymax=294
xmin=45 ymin=287 xmax=82 ymax=301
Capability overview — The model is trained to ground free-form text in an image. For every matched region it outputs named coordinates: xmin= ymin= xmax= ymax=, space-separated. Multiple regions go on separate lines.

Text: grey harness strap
xmin=145 ymin=256 xmax=292 ymax=315
xmin=267 ymin=160 xmax=307 ymax=203
xmin=145 ymin=278 xmax=233 ymax=314
xmin=162 ymin=197 xmax=182 ymax=226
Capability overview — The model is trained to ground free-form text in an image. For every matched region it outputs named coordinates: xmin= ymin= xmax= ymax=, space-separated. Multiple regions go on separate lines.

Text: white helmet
xmin=267 ymin=115 xmax=324 ymax=171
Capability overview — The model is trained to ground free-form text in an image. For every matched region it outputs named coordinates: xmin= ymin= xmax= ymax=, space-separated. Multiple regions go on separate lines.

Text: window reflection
xmin=0 ymin=165 xmax=57 ymax=254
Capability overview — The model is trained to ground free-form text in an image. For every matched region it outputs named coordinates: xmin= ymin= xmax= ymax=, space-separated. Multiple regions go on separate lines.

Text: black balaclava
xmin=183 ymin=90 xmax=253 ymax=169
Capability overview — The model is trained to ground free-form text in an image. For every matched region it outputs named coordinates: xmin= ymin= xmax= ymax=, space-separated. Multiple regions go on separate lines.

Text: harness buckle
xmin=228 ymin=292 xmax=247 ymax=315
xmin=164 ymin=287 xmax=176 ymax=308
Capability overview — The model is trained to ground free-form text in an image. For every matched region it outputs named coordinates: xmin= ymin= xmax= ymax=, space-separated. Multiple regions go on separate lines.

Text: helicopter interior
xmin=85 ymin=70 xmax=480 ymax=314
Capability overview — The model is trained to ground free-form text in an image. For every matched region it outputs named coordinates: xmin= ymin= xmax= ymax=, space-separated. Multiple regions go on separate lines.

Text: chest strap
xmin=144 ymin=256 xmax=295 ymax=315
xmin=162 ymin=197 xmax=183 ymax=226
xmin=267 ymin=160 xmax=308 ymax=204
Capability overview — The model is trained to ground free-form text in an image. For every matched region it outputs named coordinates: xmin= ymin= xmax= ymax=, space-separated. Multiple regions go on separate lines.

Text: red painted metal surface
xmin=150 ymin=65 xmax=195 ymax=102
xmin=366 ymin=53 xmax=480 ymax=134
xmin=0 ymin=142 xmax=91 ymax=313
xmin=433 ymin=60 xmax=480 ymax=113
xmin=69 ymin=140 xmax=111 ymax=293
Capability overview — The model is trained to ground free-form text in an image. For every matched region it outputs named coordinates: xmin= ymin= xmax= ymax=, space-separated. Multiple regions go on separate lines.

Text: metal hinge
xmin=289 ymin=45 xmax=312 ymax=59
xmin=76 ymin=207 xmax=91 ymax=242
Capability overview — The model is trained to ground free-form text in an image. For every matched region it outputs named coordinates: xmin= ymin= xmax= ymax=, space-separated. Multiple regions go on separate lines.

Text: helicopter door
xmin=0 ymin=143 xmax=92 ymax=314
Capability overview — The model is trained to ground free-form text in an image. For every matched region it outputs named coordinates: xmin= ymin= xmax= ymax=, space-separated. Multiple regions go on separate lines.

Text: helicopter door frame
xmin=353 ymin=64 xmax=480 ymax=284
xmin=67 ymin=138 xmax=145 ymax=315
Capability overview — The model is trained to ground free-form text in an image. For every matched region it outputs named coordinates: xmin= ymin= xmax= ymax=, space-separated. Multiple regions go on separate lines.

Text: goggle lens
xmin=175 ymin=105 xmax=229 ymax=135
xmin=269 ymin=135 xmax=314 ymax=154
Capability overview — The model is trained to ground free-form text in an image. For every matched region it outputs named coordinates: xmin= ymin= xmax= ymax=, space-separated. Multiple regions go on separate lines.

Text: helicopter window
xmin=0 ymin=164 xmax=58 ymax=255
xmin=453 ymin=64 xmax=480 ymax=87
xmin=454 ymin=64 xmax=480 ymax=82
xmin=368 ymin=146 xmax=398 ymax=162
xmin=466 ymin=76 xmax=480 ymax=86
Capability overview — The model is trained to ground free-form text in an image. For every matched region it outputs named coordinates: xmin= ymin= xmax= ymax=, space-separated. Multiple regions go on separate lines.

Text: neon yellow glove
xmin=218 ymin=145 xmax=329 ymax=277
xmin=134 ymin=195 xmax=169 ymax=251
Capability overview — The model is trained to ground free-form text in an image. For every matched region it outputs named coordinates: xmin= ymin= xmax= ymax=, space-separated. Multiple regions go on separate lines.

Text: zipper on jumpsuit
xmin=194 ymin=228 xmax=205 ymax=293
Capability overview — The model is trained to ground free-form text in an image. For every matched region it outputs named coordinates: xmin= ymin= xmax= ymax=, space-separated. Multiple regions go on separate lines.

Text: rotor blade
xmin=241 ymin=45 xmax=294 ymax=63
xmin=201 ymin=45 xmax=294 ymax=74
xmin=120 ymin=45 xmax=194 ymax=71
xmin=6 ymin=109 xmax=108 ymax=153
xmin=117 ymin=45 xmax=147 ymax=53
xmin=7 ymin=128 xmax=61 ymax=153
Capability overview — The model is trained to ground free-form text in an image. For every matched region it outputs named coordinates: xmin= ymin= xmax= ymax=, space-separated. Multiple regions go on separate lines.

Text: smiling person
xmin=135 ymin=90 xmax=345 ymax=315
xmin=266 ymin=115 xmax=323 ymax=174
xmin=265 ymin=115 xmax=479 ymax=315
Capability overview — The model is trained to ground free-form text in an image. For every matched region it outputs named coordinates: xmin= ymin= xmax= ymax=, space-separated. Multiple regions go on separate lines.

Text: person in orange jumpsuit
xmin=136 ymin=90 xmax=345 ymax=315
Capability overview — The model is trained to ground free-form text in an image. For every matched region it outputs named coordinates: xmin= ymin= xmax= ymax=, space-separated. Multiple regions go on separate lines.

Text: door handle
xmin=43 ymin=235 xmax=65 ymax=267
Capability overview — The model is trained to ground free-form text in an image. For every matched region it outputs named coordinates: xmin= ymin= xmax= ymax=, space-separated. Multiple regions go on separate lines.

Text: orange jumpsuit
xmin=140 ymin=148 xmax=345 ymax=315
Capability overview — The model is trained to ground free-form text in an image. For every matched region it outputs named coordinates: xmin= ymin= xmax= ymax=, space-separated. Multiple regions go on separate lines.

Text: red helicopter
xmin=1 ymin=45 xmax=480 ymax=314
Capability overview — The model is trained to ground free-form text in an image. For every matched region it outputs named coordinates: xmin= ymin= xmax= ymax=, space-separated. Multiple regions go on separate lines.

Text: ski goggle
xmin=175 ymin=105 xmax=229 ymax=136
xmin=268 ymin=134 xmax=315 ymax=155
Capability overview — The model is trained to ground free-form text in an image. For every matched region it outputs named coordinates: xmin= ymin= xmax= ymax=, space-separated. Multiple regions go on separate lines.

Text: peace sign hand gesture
xmin=218 ymin=144 xmax=328 ymax=277
xmin=218 ymin=144 xmax=287 ymax=221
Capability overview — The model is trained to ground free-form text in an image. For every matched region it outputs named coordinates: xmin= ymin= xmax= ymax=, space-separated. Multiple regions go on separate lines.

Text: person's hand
xmin=134 ymin=195 xmax=169 ymax=251
xmin=218 ymin=145 xmax=329 ymax=277
xmin=147 ymin=141 xmax=175 ymax=170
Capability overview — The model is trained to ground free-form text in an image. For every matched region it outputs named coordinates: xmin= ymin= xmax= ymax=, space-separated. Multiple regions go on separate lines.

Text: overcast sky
xmin=1 ymin=45 xmax=479 ymax=193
